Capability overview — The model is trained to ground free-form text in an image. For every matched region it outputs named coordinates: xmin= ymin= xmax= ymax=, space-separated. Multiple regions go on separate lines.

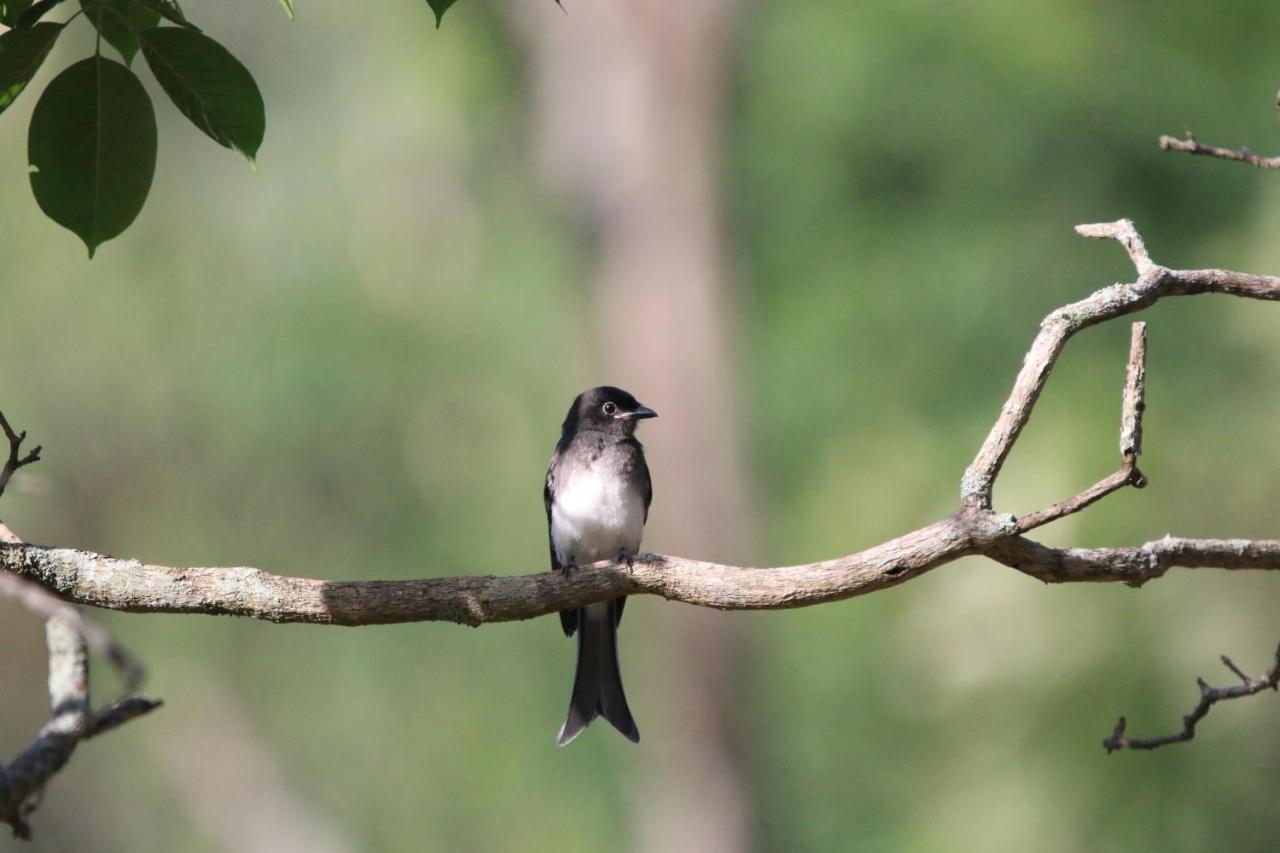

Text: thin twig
xmin=0 ymin=410 xmax=41 ymax=501
xmin=0 ymin=618 xmax=161 ymax=839
xmin=1015 ymin=321 xmax=1148 ymax=534
xmin=87 ymin=697 xmax=164 ymax=738
xmin=1074 ymin=220 xmax=1157 ymax=275
xmin=1103 ymin=644 xmax=1280 ymax=752
xmin=1120 ymin=321 xmax=1146 ymax=460
xmin=1014 ymin=468 xmax=1144 ymax=534
xmin=1159 ymin=133 xmax=1280 ymax=170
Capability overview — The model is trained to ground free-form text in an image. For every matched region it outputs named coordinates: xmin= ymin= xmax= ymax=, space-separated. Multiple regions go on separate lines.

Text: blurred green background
xmin=3 ymin=0 xmax=1280 ymax=851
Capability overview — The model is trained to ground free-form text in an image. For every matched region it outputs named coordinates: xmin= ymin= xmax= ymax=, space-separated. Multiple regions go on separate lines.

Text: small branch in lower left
xmin=0 ymin=617 xmax=162 ymax=839
xmin=0 ymin=411 xmax=159 ymax=840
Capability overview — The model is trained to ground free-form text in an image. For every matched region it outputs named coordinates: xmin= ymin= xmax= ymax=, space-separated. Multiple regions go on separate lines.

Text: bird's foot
xmin=560 ymin=560 xmax=578 ymax=578
xmin=618 ymin=550 xmax=636 ymax=572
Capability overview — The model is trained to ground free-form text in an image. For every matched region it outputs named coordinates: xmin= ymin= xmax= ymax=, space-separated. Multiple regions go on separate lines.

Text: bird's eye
xmin=602 ymin=401 xmax=618 ymax=416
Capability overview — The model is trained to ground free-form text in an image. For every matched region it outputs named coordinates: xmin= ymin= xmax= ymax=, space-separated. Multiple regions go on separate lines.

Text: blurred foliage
xmin=2 ymin=0 xmax=1279 ymax=851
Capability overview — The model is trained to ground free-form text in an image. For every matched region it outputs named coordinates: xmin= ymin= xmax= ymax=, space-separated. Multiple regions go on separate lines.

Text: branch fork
xmin=0 ymin=618 xmax=161 ymax=839
xmin=0 ymin=410 xmax=41 ymax=503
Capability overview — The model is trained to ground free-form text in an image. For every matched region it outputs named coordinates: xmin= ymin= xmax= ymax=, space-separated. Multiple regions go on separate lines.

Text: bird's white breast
xmin=551 ymin=450 xmax=645 ymax=566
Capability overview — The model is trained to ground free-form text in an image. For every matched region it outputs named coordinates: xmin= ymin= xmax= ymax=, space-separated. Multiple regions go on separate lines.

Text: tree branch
xmin=1014 ymin=321 xmax=1148 ymax=534
xmin=1102 ymin=644 xmax=1280 ymax=752
xmin=1158 ymin=94 xmax=1280 ymax=170
xmin=2 ymin=220 xmax=1280 ymax=625
xmin=987 ymin=535 xmax=1280 ymax=585
xmin=1159 ymin=133 xmax=1280 ymax=170
xmin=0 ymin=409 xmax=41 ymax=502
xmin=0 ymin=219 xmax=1276 ymax=774
xmin=0 ymin=620 xmax=161 ymax=839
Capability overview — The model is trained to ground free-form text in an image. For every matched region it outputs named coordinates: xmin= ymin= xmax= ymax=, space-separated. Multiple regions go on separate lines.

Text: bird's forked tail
xmin=556 ymin=599 xmax=639 ymax=746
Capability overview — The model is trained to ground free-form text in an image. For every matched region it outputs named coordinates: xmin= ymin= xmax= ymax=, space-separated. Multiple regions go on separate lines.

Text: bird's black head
xmin=561 ymin=386 xmax=658 ymax=438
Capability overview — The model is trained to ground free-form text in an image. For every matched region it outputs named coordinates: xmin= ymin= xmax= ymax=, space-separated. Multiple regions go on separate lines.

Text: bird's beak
xmin=624 ymin=405 xmax=658 ymax=420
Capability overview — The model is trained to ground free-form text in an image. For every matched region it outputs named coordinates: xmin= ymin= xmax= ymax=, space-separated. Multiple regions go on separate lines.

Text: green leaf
xmin=278 ymin=0 xmax=293 ymax=21
xmin=80 ymin=0 xmax=159 ymax=66
xmin=14 ymin=0 xmax=66 ymax=28
xmin=28 ymin=55 xmax=157 ymax=257
xmin=134 ymin=0 xmax=196 ymax=29
xmin=138 ymin=27 xmax=264 ymax=162
xmin=0 ymin=23 xmax=63 ymax=116
xmin=0 ymin=0 xmax=34 ymax=27
xmin=426 ymin=0 xmax=455 ymax=28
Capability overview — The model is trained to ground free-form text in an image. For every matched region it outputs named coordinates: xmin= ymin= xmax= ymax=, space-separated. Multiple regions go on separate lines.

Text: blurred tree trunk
xmin=512 ymin=2 xmax=757 ymax=851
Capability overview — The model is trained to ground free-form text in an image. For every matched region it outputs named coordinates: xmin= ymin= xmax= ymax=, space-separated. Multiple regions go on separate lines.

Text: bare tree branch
xmin=1 ymin=221 xmax=1279 ymax=627
xmin=1159 ymin=133 xmax=1280 ymax=170
xmin=0 ymin=616 xmax=162 ymax=839
xmin=0 ymin=410 xmax=42 ymax=501
xmin=1120 ymin=321 xmax=1146 ymax=460
xmin=1103 ymin=645 xmax=1280 ymax=752
xmin=0 ymin=218 xmax=1273 ymax=794
xmin=987 ymin=535 xmax=1280 ymax=584
xmin=1158 ymin=94 xmax=1280 ymax=170
xmin=5 ymin=529 xmax=1276 ymax=624
xmin=0 ymin=620 xmax=160 ymax=839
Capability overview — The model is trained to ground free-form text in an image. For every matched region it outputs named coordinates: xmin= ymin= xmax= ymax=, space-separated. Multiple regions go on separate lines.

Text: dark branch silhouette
xmin=0 ymin=409 xmax=41 ymax=501
xmin=1103 ymin=645 xmax=1280 ymax=752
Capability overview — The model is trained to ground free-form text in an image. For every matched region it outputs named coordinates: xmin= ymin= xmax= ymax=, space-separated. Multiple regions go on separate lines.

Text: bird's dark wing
xmin=630 ymin=437 xmax=653 ymax=523
xmin=546 ymin=447 xmax=578 ymax=637
xmin=639 ymin=452 xmax=652 ymax=523
xmin=614 ymin=438 xmax=652 ymax=629
xmin=544 ymin=452 xmax=557 ymax=571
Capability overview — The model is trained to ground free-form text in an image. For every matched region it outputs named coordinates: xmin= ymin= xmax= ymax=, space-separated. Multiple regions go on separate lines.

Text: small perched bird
xmin=545 ymin=386 xmax=657 ymax=746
